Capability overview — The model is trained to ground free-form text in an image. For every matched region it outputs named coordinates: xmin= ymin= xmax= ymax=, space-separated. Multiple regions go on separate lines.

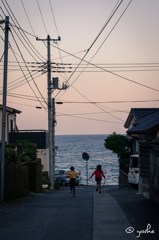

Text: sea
xmin=55 ymin=134 xmax=119 ymax=186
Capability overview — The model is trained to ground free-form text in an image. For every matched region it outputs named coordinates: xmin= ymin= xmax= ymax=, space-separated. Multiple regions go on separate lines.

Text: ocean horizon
xmin=55 ymin=134 xmax=119 ymax=185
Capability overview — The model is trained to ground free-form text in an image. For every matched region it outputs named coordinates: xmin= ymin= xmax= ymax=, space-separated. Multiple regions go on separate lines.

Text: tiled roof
xmin=131 ymin=108 xmax=159 ymax=119
xmin=127 ymin=110 xmax=159 ymax=134
xmin=124 ymin=108 xmax=159 ymax=128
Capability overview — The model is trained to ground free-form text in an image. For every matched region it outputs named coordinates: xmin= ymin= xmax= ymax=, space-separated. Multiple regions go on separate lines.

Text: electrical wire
xmin=56 ymin=112 xmax=123 ymax=124
xmin=10 ymin=29 xmax=48 ymax=110
xmin=0 ymin=62 xmax=47 ymax=93
xmin=37 ymin=0 xmax=48 ymax=35
xmin=51 ymin=1 xmax=133 ymax=123
xmin=57 ymin=0 xmax=133 ymax=100
xmin=50 ymin=44 xmax=159 ymax=93
xmin=87 ymin=0 xmax=123 ymax=53
xmin=21 ymin=0 xmax=36 ymax=36
xmin=56 ymin=99 xmax=159 ymax=104
xmin=49 ymin=0 xmax=67 ymax=81
xmin=2 ymin=92 xmax=159 ymax=105
xmin=0 ymin=52 xmax=4 ymax=62
xmin=71 ymin=85 xmax=124 ymax=122
xmin=54 ymin=0 xmax=124 ymax=99
xmin=49 ymin=0 xmax=59 ymax=36
xmin=2 ymin=0 xmax=46 ymax=61
xmin=6 ymin=100 xmax=40 ymax=108
xmin=4 ymin=71 xmax=46 ymax=93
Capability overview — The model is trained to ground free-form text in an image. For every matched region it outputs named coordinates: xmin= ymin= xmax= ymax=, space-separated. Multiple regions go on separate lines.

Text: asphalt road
xmin=0 ymin=186 xmax=93 ymax=240
xmin=106 ymin=185 xmax=159 ymax=240
xmin=1 ymin=184 xmax=159 ymax=240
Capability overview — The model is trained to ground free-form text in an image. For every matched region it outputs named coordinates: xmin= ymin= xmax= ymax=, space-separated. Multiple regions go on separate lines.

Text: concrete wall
xmin=37 ymin=149 xmax=46 ymax=171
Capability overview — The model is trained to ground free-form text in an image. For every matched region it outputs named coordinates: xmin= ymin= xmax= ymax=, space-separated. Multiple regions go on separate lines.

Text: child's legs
xmin=97 ymin=179 xmax=101 ymax=191
xmin=70 ymin=182 xmax=72 ymax=192
xmin=70 ymin=179 xmax=75 ymax=195
xmin=99 ymin=182 xmax=101 ymax=191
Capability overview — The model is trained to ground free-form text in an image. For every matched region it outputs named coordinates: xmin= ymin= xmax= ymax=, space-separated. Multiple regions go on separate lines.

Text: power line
xmin=49 ymin=0 xmax=67 ymax=81
xmin=6 ymin=71 xmax=45 ymax=93
xmin=10 ymin=29 xmax=48 ymax=110
xmin=49 ymin=0 xmax=59 ymax=36
xmin=51 ymin=44 xmax=159 ymax=93
xmin=52 ymin=1 xmax=131 ymax=123
xmin=71 ymin=85 xmax=125 ymax=122
xmin=6 ymin=100 xmax=39 ymax=108
xmin=56 ymin=112 xmax=123 ymax=124
xmin=37 ymin=0 xmax=48 ymax=35
xmin=6 ymin=93 xmax=45 ymax=102
xmin=2 ymin=0 xmax=45 ymax=61
xmin=3 ymin=92 xmax=159 ymax=105
xmin=21 ymin=0 xmax=36 ymax=36
xmin=58 ymin=0 xmax=133 ymax=100
xmin=0 ymin=62 xmax=46 ymax=93
xmin=87 ymin=0 xmax=123 ymax=53
xmin=54 ymin=0 xmax=124 ymax=99
xmin=58 ymin=99 xmax=159 ymax=104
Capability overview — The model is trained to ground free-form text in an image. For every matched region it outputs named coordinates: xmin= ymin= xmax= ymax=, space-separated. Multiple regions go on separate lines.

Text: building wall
xmin=150 ymin=144 xmax=159 ymax=206
xmin=37 ymin=149 xmax=46 ymax=171
xmin=143 ymin=131 xmax=157 ymax=141
xmin=138 ymin=141 xmax=159 ymax=206
xmin=138 ymin=141 xmax=150 ymax=193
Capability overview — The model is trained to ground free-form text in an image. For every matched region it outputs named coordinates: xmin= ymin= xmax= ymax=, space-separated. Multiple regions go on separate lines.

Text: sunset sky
xmin=0 ymin=0 xmax=159 ymax=135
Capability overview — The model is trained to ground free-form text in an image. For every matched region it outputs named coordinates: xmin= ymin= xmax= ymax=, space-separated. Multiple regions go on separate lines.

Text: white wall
xmin=37 ymin=149 xmax=46 ymax=171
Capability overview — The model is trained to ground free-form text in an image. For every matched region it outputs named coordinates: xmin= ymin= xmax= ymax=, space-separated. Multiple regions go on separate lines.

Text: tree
xmin=104 ymin=134 xmax=130 ymax=164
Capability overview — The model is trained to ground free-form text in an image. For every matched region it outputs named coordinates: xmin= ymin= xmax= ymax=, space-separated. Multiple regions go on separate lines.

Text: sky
xmin=0 ymin=0 xmax=159 ymax=135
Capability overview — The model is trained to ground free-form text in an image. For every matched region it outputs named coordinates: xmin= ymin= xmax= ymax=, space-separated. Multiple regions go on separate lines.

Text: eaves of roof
xmin=124 ymin=108 xmax=159 ymax=128
xmin=0 ymin=104 xmax=22 ymax=114
xmin=127 ymin=110 xmax=159 ymax=134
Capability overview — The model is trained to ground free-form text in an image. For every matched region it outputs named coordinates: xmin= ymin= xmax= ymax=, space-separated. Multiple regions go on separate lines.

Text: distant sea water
xmin=55 ymin=134 xmax=119 ymax=185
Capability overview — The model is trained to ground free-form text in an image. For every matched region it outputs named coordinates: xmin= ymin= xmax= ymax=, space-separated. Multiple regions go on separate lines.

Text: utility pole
xmin=52 ymin=98 xmax=55 ymax=188
xmin=1 ymin=16 xmax=9 ymax=204
xmin=36 ymin=35 xmax=60 ymax=190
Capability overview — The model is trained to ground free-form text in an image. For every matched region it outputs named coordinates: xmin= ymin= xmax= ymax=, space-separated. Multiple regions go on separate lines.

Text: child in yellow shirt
xmin=65 ymin=166 xmax=81 ymax=197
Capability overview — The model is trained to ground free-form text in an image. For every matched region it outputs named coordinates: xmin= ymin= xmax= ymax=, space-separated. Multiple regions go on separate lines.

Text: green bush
xmin=5 ymin=147 xmax=18 ymax=163
xmin=54 ymin=177 xmax=60 ymax=190
xmin=42 ymin=177 xmax=51 ymax=189
xmin=16 ymin=140 xmax=37 ymax=163
xmin=104 ymin=133 xmax=131 ymax=165
xmin=5 ymin=140 xmax=37 ymax=164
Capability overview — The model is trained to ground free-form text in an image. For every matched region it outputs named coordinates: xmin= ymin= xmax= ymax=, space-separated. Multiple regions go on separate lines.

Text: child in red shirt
xmin=90 ymin=165 xmax=105 ymax=194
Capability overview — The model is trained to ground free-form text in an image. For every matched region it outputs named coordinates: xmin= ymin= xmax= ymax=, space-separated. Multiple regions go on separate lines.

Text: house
xmin=124 ymin=108 xmax=159 ymax=203
xmin=9 ymin=130 xmax=48 ymax=171
xmin=0 ymin=104 xmax=48 ymax=172
xmin=0 ymin=105 xmax=21 ymax=143
xmin=124 ymin=108 xmax=159 ymax=154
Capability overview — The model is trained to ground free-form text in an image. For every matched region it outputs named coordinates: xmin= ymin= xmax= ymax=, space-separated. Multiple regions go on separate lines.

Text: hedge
xmin=2 ymin=161 xmax=29 ymax=202
xmin=23 ymin=158 xmax=42 ymax=193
